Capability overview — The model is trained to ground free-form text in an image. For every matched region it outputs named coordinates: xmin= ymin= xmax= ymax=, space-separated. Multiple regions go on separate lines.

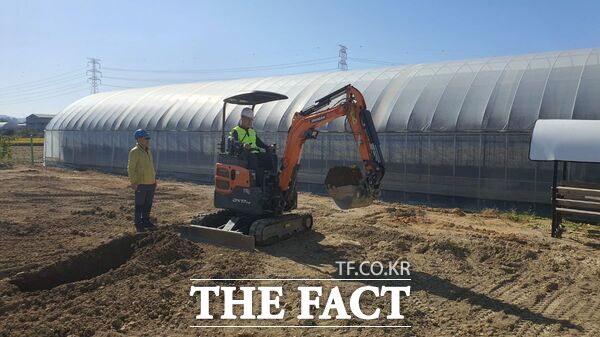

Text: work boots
xmin=142 ymin=213 xmax=156 ymax=231
xmin=134 ymin=209 xmax=148 ymax=233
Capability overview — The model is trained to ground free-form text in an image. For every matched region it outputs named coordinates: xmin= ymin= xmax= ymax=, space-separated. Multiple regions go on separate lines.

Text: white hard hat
xmin=241 ymin=107 xmax=254 ymax=120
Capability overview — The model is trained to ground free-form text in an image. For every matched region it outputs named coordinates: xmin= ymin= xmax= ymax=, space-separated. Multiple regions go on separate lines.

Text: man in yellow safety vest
xmin=229 ymin=107 xmax=275 ymax=185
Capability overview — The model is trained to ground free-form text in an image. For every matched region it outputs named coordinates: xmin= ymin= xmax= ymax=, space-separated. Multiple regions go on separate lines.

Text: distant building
xmin=26 ymin=114 xmax=55 ymax=131
xmin=0 ymin=121 xmax=18 ymax=131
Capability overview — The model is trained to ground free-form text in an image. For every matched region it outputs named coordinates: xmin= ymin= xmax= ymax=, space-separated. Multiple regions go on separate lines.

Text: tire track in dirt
xmin=510 ymin=286 xmax=569 ymax=336
xmin=520 ymin=289 xmax=581 ymax=336
xmin=510 ymin=258 xmax=592 ymax=337
xmin=469 ymin=273 xmax=540 ymax=334
xmin=448 ymin=242 xmax=570 ymax=335
xmin=560 ymin=295 xmax=599 ymax=336
xmin=419 ymin=238 xmax=531 ymax=333
xmin=405 ymin=256 xmax=530 ymax=336
xmin=581 ymin=299 xmax=600 ymax=336
xmin=530 ymin=285 xmax=599 ymax=337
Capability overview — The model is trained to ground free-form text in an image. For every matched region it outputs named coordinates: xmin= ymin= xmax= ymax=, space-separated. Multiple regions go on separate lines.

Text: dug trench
xmin=9 ymin=235 xmax=139 ymax=292
xmin=6 ymin=229 xmax=220 ymax=294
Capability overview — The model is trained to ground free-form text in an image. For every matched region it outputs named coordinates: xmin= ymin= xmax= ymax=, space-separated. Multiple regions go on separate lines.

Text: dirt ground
xmin=0 ymin=165 xmax=598 ymax=337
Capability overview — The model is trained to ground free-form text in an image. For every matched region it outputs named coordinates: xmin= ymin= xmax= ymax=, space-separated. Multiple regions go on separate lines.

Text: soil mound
xmin=134 ymin=230 xmax=203 ymax=266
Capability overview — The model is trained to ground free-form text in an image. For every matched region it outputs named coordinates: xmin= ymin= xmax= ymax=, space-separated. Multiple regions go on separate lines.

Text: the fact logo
xmin=189 ymin=259 xmax=411 ymax=324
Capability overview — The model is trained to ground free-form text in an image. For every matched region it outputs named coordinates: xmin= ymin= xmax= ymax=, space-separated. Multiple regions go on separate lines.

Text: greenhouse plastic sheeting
xmin=44 ymin=48 xmax=600 ymax=208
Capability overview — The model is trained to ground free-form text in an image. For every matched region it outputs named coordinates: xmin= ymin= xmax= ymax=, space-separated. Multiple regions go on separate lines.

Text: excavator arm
xmin=278 ymin=84 xmax=385 ymax=209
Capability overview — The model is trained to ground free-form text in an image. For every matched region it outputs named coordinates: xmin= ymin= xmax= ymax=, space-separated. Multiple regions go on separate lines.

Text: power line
xmin=103 ymin=66 xmax=339 ymax=88
xmin=101 ymin=67 xmax=339 ymax=91
xmin=0 ymin=82 xmax=85 ymax=99
xmin=102 ymin=76 xmax=197 ymax=83
xmin=102 ymin=84 xmax=137 ymax=89
xmin=0 ymin=73 xmax=84 ymax=92
xmin=0 ymin=68 xmax=85 ymax=90
xmin=101 ymin=61 xmax=337 ymax=84
xmin=348 ymin=57 xmax=400 ymax=66
xmin=103 ymin=65 xmax=340 ymax=85
xmin=0 ymin=84 xmax=85 ymax=102
xmin=0 ymin=74 xmax=83 ymax=93
xmin=87 ymin=58 xmax=102 ymax=94
xmin=338 ymin=45 xmax=348 ymax=71
xmin=102 ymin=57 xmax=337 ymax=74
xmin=0 ymin=75 xmax=84 ymax=95
xmin=0 ymin=88 xmax=88 ymax=106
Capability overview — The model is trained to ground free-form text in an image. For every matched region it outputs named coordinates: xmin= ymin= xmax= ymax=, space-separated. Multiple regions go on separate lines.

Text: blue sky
xmin=1 ymin=0 xmax=599 ymax=118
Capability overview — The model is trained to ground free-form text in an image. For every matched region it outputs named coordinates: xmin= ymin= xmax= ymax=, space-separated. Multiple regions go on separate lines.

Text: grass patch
xmin=562 ymin=220 xmax=596 ymax=232
xmin=10 ymin=137 xmax=44 ymax=146
xmin=480 ymin=208 xmax=547 ymax=224
xmin=479 ymin=208 xmax=597 ymax=235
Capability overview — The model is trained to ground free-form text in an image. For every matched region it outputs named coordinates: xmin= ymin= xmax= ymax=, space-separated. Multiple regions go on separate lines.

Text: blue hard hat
xmin=134 ymin=129 xmax=150 ymax=139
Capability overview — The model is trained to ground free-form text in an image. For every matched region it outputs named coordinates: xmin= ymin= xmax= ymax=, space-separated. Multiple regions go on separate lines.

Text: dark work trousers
xmin=134 ymin=184 xmax=156 ymax=231
xmin=246 ymin=152 xmax=275 ymax=187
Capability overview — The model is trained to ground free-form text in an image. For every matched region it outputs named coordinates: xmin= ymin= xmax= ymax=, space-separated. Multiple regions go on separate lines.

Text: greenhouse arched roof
xmin=47 ymin=48 xmax=600 ymax=133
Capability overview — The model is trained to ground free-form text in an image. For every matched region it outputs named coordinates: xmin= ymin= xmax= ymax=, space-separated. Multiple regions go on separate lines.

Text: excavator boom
xmin=278 ymin=84 xmax=385 ymax=209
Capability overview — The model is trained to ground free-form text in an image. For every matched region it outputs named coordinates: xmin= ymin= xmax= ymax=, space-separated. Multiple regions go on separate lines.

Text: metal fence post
xmin=551 ymin=160 xmax=559 ymax=237
xmin=30 ymin=134 xmax=34 ymax=165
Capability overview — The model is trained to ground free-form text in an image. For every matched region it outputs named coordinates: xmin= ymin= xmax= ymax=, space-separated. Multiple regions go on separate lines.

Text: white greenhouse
xmin=45 ymin=48 xmax=600 ymax=210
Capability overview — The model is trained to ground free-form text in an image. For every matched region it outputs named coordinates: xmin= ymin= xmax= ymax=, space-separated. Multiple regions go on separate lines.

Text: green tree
xmin=0 ymin=135 xmax=12 ymax=161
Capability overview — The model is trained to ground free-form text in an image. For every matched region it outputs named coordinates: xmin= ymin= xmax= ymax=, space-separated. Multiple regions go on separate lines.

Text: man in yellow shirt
xmin=127 ymin=129 xmax=157 ymax=233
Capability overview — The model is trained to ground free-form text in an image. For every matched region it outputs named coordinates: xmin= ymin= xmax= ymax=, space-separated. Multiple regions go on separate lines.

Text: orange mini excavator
xmin=179 ymin=85 xmax=385 ymax=249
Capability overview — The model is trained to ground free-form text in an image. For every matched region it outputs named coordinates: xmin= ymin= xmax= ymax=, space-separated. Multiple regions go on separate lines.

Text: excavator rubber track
xmin=178 ymin=210 xmax=313 ymax=250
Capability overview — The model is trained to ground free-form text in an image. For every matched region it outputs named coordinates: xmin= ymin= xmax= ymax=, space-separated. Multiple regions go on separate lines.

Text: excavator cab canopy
xmin=220 ymin=91 xmax=288 ymax=153
xmin=224 ymin=91 xmax=288 ymax=106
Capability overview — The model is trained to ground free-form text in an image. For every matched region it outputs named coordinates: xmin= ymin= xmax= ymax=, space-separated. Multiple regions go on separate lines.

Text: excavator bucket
xmin=325 ymin=166 xmax=375 ymax=209
xmin=326 ymin=184 xmax=374 ymax=209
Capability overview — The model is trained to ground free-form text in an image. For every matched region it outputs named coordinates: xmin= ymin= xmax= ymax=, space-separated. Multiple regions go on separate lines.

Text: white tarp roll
xmin=529 ymin=119 xmax=600 ymax=163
